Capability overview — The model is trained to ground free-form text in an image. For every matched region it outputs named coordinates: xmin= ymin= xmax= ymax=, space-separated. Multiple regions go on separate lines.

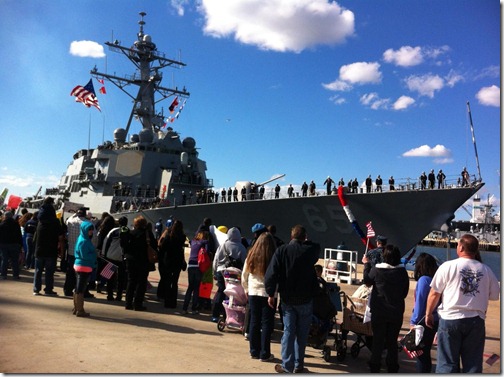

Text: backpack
xmin=222 ymin=243 xmax=244 ymax=270
xmin=197 ymin=246 xmax=211 ymax=273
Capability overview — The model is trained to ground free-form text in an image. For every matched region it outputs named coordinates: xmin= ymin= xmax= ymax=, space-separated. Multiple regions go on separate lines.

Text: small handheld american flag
xmin=100 ymin=261 xmax=118 ymax=280
xmin=366 ymin=222 xmax=375 ymax=238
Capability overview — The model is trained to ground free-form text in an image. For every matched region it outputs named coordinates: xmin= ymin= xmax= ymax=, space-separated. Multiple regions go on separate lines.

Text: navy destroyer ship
xmin=25 ymin=12 xmax=484 ymax=257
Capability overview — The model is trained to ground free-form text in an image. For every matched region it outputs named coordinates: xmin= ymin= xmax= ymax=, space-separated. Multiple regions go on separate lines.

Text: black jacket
xmin=35 ymin=218 xmax=64 ymax=258
xmin=264 ymin=239 xmax=320 ymax=305
xmin=363 ymin=262 xmax=409 ymax=320
xmin=0 ymin=218 xmax=22 ymax=245
xmin=120 ymin=227 xmax=157 ymax=266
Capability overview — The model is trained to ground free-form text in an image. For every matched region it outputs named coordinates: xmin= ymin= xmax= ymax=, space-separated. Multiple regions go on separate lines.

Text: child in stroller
xmin=216 ymin=267 xmax=247 ymax=332
xmin=307 ymin=265 xmax=339 ymax=361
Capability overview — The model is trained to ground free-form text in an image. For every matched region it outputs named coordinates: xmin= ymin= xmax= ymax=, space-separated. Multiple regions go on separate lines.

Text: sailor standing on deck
xmin=428 ymin=169 xmax=436 ymax=189
xmin=419 ymin=172 xmax=427 ymax=190
xmin=301 ymin=182 xmax=308 ymax=197
xmin=323 ymin=176 xmax=335 ymax=195
xmin=437 ymin=169 xmax=446 ymax=189
xmin=365 ymin=175 xmax=372 ymax=193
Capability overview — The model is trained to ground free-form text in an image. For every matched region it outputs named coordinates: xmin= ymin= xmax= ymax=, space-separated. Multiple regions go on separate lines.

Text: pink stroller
xmin=217 ymin=267 xmax=247 ymax=333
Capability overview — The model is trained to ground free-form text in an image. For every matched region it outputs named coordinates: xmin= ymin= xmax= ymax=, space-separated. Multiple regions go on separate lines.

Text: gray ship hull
xmin=121 ymin=183 xmax=483 ymax=258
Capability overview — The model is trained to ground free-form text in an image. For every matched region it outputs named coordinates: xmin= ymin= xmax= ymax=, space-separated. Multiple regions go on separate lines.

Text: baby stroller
xmin=335 ymin=289 xmax=373 ymax=361
xmin=216 ymin=267 xmax=247 ymax=333
xmin=307 ymin=280 xmax=342 ymax=362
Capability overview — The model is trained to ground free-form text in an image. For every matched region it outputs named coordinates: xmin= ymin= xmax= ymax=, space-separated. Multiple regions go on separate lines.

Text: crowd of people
xmin=0 ymin=201 xmax=498 ymax=373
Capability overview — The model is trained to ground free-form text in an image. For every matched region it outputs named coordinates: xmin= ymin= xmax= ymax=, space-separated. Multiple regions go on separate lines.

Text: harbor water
xmin=416 ymin=245 xmax=501 ymax=281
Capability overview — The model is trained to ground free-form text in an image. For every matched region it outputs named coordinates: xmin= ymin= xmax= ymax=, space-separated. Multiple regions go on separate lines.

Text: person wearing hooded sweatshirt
xmin=211 ymin=227 xmax=247 ymax=322
xmin=362 ymin=245 xmax=409 ymax=373
xmin=0 ymin=211 xmax=23 ymax=279
xmin=73 ymin=221 xmax=96 ymax=317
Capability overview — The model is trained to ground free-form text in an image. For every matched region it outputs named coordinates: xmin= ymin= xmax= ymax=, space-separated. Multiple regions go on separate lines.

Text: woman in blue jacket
xmin=410 ymin=253 xmax=439 ymax=373
xmin=74 ymin=221 xmax=96 ymax=317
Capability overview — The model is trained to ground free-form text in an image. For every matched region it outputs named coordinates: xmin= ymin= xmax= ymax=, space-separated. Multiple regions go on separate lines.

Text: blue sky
xmin=0 ymin=0 xmax=500 ymax=221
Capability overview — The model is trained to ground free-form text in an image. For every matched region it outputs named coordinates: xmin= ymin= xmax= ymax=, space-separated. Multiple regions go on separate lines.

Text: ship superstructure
xmin=56 ymin=12 xmax=212 ymax=214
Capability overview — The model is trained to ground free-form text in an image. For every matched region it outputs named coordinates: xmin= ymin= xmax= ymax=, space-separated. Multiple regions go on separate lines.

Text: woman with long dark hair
xmin=242 ymin=232 xmax=277 ymax=361
xmin=411 ymin=253 xmax=439 ymax=373
xmin=159 ymin=220 xmax=187 ymax=309
xmin=363 ymin=244 xmax=409 ymax=373
xmin=120 ymin=215 xmax=157 ymax=311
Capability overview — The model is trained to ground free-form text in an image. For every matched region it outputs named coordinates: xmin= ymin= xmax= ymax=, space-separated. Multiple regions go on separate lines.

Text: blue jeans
xmin=183 ymin=267 xmax=202 ymax=311
xmin=280 ymin=300 xmax=313 ymax=373
xmin=436 ymin=316 xmax=485 ymax=373
xmin=75 ymin=271 xmax=91 ymax=294
xmin=212 ymin=271 xmax=227 ymax=319
xmin=0 ymin=243 xmax=20 ymax=278
xmin=33 ymin=257 xmax=56 ymax=292
xmin=25 ymin=236 xmax=35 ymax=269
xmin=249 ymin=295 xmax=275 ymax=359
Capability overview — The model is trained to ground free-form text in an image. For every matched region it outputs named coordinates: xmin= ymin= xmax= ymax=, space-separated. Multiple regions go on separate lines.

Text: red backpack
xmin=198 ymin=246 xmax=211 ymax=273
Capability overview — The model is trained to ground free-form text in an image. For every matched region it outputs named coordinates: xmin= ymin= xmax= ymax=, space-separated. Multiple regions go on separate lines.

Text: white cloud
xmin=329 ymin=95 xmax=346 ymax=105
xmin=322 ymin=79 xmax=352 ymax=91
xmin=197 ymin=0 xmax=355 ymax=52
xmin=383 ymin=45 xmax=450 ymax=67
xmin=171 ymin=0 xmax=189 ymax=16
xmin=433 ymin=157 xmax=454 ymax=164
xmin=69 ymin=41 xmax=105 ymax=58
xmin=322 ymin=62 xmax=381 ymax=92
xmin=402 ymin=144 xmax=452 ymax=158
xmin=474 ymin=65 xmax=500 ymax=80
xmin=383 ymin=46 xmax=423 ymax=67
xmin=476 ymin=85 xmax=500 ymax=107
xmin=404 ymin=74 xmax=444 ymax=98
xmin=393 ymin=95 xmax=415 ymax=110
xmin=340 ymin=62 xmax=382 ymax=84
xmin=444 ymin=69 xmax=464 ymax=87
xmin=360 ymin=92 xmax=389 ymax=110
xmin=423 ymin=45 xmax=450 ymax=60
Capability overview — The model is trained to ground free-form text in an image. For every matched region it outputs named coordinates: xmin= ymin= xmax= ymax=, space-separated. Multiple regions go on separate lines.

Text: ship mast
xmin=466 ymin=101 xmax=482 ymax=182
xmin=90 ymin=12 xmax=190 ymax=135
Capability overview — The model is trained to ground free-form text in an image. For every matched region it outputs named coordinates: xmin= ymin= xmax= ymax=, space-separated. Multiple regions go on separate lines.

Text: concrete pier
xmin=0 ymin=257 xmax=500 ymax=374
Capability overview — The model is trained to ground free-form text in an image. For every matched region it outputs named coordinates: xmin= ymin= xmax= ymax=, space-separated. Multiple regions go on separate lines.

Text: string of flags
xmin=70 ymin=78 xmax=188 ymax=126
xmin=164 ymin=98 xmax=187 ymax=126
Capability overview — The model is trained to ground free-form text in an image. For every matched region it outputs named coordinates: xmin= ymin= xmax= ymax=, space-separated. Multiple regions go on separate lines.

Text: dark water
xmin=415 ymin=245 xmax=501 ymax=281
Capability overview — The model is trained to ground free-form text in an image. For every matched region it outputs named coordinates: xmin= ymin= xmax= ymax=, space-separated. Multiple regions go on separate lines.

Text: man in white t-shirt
xmin=425 ymin=234 xmax=500 ymax=373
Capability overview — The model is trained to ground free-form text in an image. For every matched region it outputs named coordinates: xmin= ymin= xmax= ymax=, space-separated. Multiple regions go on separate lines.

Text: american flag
xmin=70 ymin=79 xmax=101 ymax=111
xmin=366 ymin=222 xmax=376 ymax=238
xmin=100 ymin=261 xmax=118 ymax=280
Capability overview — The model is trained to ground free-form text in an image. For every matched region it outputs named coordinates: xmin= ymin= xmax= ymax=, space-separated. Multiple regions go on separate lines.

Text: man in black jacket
xmin=264 ymin=225 xmax=320 ymax=374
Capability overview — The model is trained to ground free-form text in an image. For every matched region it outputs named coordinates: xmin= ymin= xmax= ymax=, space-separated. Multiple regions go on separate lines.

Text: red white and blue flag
xmin=100 ymin=261 xmax=118 ymax=280
xmin=70 ymin=79 xmax=101 ymax=111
